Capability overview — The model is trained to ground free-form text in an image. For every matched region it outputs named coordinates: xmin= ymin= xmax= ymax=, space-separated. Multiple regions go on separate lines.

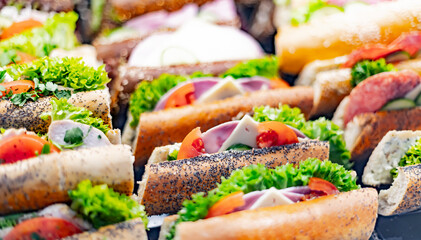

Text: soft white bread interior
xmin=362 ymin=130 xmax=421 ymax=186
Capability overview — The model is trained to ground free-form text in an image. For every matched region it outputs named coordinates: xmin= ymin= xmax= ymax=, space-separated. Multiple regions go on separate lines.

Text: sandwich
xmin=275 ymin=0 xmax=421 ymax=75
xmin=159 ymin=158 xmax=378 ymax=240
xmin=363 ymin=130 xmax=421 ymax=216
xmin=0 ymin=57 xmax=111 ymax=133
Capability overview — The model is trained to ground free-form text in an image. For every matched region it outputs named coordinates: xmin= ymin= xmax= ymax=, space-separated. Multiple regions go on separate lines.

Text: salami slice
xmin=344 ymin=70 xmax=421 ymax=125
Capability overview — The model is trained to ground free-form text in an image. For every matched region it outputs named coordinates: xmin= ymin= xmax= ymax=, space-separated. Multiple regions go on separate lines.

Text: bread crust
xmin=172 ymin=188 xmax=378 ymax=240
xmin=63 ymin=218 xmax=147 ymax=240
xmin=275 ymin=0 xmax=421 ymax=74
xmin=379 ymin=165 xmax=421 ymax=216
xmin=110 ymin=0 xmax=213 ymax=21
xmin=133 ymin=87 xmax=314 ymax=166
xmin=0 ymin=89 xmax=111 ymax=133
xmin=139 ymin=140 xmax=329 ymax=215
xmin=345 ymin=107 xmax=421 ymax=162
xmin=0 ymin=145 xmax=134 ymax=215
xmin=0 ymin=0 xmax=74 ymax=12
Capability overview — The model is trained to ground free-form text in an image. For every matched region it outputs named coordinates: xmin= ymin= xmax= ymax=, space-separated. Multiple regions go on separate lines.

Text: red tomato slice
xmin=4 ymin=217 xmax=82 ymax=240
xmin=0 ymin=134 xmax=60 ymax=164
xmin=177 ymin=127 xmax=205 ymax=160
xmin=15 ymin=51 xmax=37 ymax=64
xmin=308 ymin=177 xmax=339 ymax=196
xmin=1 ymin=19 xmax=43 ymax=40
xmin=389 ymin=31 xmax=421 ymax=57
xmin=205 ymin=192 xmax=245 ymax=219
xmin=270 ymin=77 xmax=290 ymax=89
xmin=0 ymin=80 xmax=35 ymax=95
xmin=256 ymin=121 xmax=298 ymax=148
xmin=342 ymin=44 xmax=399 ymax=68
xmin=164 ymin=83 xmax=196 ymax=109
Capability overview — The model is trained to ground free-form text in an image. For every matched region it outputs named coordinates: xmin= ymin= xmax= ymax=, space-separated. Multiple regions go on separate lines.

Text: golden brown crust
xmin=133 ymin=86 xmax=314 ymax=166
xmin=174 ymin=188 xmax=378 ymax=240
xmin=0 ymin=0 xmax=74 ymax=12
xmin=0 ymin=90 xmax=111 ymax=134
xmin=63 ymin=218 xmax=147 ymax=240
xmin=140 ymin=141 xmax=329 ymax=215
xmin=0 ymin=145 xmax=134 ymax=215
xmin=379 ymin=165 xmax=421 ymax=216
xmin=347 ymin=107 xmax=421 ymax=162
xmin=275 ymin=1 xmax=421 ymax=74
xmin=110 ymin=0 xmax=213 ymax=22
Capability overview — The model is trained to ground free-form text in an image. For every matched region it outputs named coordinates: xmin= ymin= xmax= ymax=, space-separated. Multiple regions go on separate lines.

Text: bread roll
xmin=0 ymin=145 xmax=134 ymax=215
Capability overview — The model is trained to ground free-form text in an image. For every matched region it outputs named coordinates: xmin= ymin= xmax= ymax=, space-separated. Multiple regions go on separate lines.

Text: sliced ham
xmin=343 ymin=70 xmax=421 ymax=125
xmin=202 ymin=121 xmax=239 ymax=153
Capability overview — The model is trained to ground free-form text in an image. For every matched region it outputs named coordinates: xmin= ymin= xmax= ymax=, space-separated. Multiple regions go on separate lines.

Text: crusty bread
xmin=275 ymin=0 xmax=421 ymax=74
xmin=0 ymin=0 xmax=74 ymax=12
xmin=344 ymin=108 xmax=421 ymax=163
xmin=295 ymin=56 xmax=347 ymax=86
xmin=138 ymin=140 xmax=329 ymax=215
xmin=132 ymin=87 xmax=314 ymax=166
xmin=63 ymin=218 xmax=147 ymax=240
xmin=159 ymin=188 xmax=378 ymax=240
xmin=378 ymin=165 xmax=421 ymax=216
xmin=0 ymin=145 xmax=134 ymax=215
xmin=362 ymin=130 xmax=421 ymax=186
xmin=0 ymin=89 xmax=112 ymax=134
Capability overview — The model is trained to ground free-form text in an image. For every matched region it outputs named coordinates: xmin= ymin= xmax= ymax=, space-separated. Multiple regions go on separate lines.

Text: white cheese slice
xmin=405 ymin=83 xmax=421 ymax=101
xmin=197 ymin=77 xmax=244 ymax=104
xmin=249 ymin=187 xmax=294 ymax=210
xmin=218 ymin=115 xmax=259 ymax=152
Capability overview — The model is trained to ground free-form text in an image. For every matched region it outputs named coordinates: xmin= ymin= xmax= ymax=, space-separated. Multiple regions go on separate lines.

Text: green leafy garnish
xmin=129 ymin=72 xmax=209 ymax=127
xmin=40 ymin=98 xmax=110 ymax=134
xmin=167 ymin=149 xmax=179 ymax=161
xmin=0 ymin=12 xmax=78 ymax=66
xmin=221 ymin=56 xmax=279 ymax=79
xmin=0 ymin=212 xmax=37 ymax=229
xmin=351 ymin=59 xmax=396 ymax=87
xmin=0 ymin=70 xmax=6 ymax=83
xmin=167 ymin=158 xmax=358 ymax=239
xmin=253 ymin=105 xmax=352 ymax=169
xmin=40 ymin=144 xmax=51 ymax=155
xmin=291 ymin=0 xmax=343 ymax=26
xmin=226 ymin=144 xmax=252 ymax=151
xmin=392 ymin=138 xmax=421 ymax=178
xmin=69 ymin=180 xmax=148 ymax=229
xmin=7 ymin=57 xmax=109 ymax=92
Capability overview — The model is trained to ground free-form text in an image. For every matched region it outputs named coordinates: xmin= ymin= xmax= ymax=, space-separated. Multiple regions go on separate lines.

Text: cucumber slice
xmin=381 ymin=98 xmax=416 ymax=111
xmin=309 ymin=6 xmax=343 ymax=22
xmin=227 ymin=144 xmax=252 ymax=151
xmin=416 ymin=93 xmax=421 ymax=106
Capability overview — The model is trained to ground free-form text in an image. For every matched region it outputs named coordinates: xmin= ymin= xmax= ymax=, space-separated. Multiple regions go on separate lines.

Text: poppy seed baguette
xmin=133 ymin=86 xmax=314 ymax=166
xmin=0 ymin=89 xmax=112 ymax=133
xmin=138 ymin=140 xmax=329 ymax=215
xmin=0 ymin=145 xmax=134 ymax=215
xmin=159 ymin=188 xmax=378 ymax=240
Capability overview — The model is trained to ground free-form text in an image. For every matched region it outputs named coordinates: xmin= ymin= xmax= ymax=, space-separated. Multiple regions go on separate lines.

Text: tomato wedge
xmin=205 ymin=192 xmax=245 ymax=219
xmin=256 ymin=121 xmax=298 ymax=148
xmin=15 ymin=51 xmax=37 ymax=64
xmin=177 ymin=127 xmax=206 ymax=160
xmin=0 ymin=80 xmax=35 ymax=95
xmin=1 ymin=19 xmax=43 ymax=40
xmin=0 ymin=134 xmax=60 ymax=164
xmin=165 ymin=83 xmax=196 ymax=109
xmin=270 ymin=77 xmax=290 ymax=89
xmin=389 ymin=31 xmax=421 ymax=57
xmin=342 ymin=44 xmax=399 ymax=68
xmin=308 ymin=177 xmax=339 ymax=195
xmin=4 ymin=217 xmax=82 ymax=240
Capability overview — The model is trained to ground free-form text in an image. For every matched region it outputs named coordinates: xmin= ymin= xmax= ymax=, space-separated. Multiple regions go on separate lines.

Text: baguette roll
xmin=138 ymin=140 xmax=329 ymax=215
xmin=0 ymin=145 xmax=134 ymax=215
xmin=133 ymin=86 xmax=314 ymax=166
xmin=344 ymin=108 xmax=421 ymax=163
xmin=63 ymin=218 xmax=147 ymax=240
xmin=0 ymin=0 xmax=74 ymax=12
xmin=275 ymin=0 xmax=421 ymax=75
xmin=0 ymin=89 xmax=112 ymax=134
xmin=378 ymin=165 xmax=421 ymax=216
xmin=159 ymin=188 xmax=378 ymax=240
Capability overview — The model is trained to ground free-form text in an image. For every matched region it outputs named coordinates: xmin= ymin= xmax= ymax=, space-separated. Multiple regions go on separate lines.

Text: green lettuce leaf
xmin=253 ymin=105 xmax=352 ymax=169
xmin=68 ymin=179 xmax=148 ymax=229
xmin=40 ymin=98 xmax=110 ymax=134
xmin=221 ymin=56 xmax=279 ymax=79
xmin=168 ymin=158 xmax=358 ymax=239
xmin=351 ymin=59 xmax=396 ymax=87
xmin=392 ymin=138 xmax=421 ymax=178
xmin=0 ymin=12 xmax=78 ymax=66
xmin=129 ymin=72 xmax=209 ymax=127
xmin=7 ymin=57 xmax=110 ymax=92
xmin=291 ymin=0 xmax=343 ymax=26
